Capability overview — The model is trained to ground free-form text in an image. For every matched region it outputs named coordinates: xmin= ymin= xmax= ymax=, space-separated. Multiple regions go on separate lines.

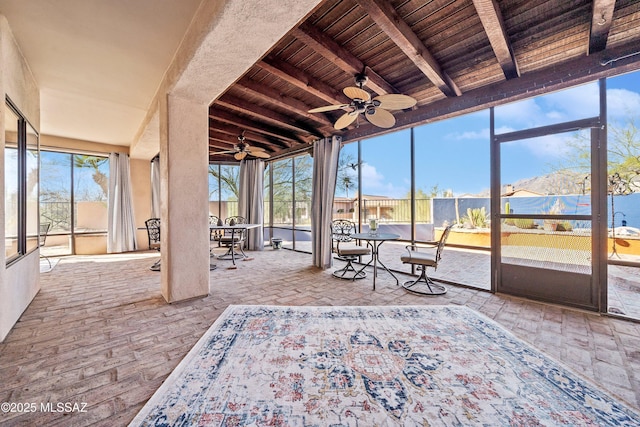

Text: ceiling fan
xmin=211 ymin=133 xmax=271 ymax=161
xmin=308 ymin=73 xmax=417 ymax=130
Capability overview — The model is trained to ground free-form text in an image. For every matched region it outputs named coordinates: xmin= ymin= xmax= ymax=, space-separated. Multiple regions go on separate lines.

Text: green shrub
xmin=556 ymin=221 xmax=573 ymax=232
xmin=461 ymin=207 xmax=489 ymax=228
xmin=514 ymin=218 xmax=535 ymax=229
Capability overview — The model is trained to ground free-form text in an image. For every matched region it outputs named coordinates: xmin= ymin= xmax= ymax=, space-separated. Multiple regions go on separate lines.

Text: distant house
xmin=501 ymin=184 xmax=542 ymax=197
xmin=334 ymin=194 xmax=395 ymax=220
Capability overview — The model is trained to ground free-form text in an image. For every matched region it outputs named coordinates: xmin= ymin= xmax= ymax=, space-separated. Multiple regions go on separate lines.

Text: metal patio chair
xmin=331 ymin=219 xmax=370 ymax=280
xmin=400 ymin=224 xmax=453 ymax=295
xmin=39 ymin=222 xmax=52 ymax=269
xmin=145 ymin=218 xmax=161 ymax=271
xmin=218 ymin=215 xmax=247 ymax=260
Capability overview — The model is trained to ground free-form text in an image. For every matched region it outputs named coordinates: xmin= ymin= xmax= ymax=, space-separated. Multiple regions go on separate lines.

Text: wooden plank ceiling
xmin=208 ymin=0 xmax=640 ymax=163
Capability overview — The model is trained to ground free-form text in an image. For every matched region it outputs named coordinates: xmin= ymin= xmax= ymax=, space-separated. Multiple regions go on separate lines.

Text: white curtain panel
xmin=150 ymin=155 xmax=161 ymax=218
xmin=238 ymin=159 xmax=265 ymax=250
xmin=311 ymin=136 xmax=342 ymax=269
xmin=107 ymin=152 xmax=138 ymax=253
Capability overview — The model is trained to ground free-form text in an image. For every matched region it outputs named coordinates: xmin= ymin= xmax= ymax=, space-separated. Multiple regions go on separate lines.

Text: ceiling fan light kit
xmin=309 ymin=73 xmax=417 ymax=130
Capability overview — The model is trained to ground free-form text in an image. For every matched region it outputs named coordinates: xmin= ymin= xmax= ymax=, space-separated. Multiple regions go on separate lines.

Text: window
xmin=4 ymin=98 xmax=39 ymax=264
xmin=264 ymin=153 xmax=314 ymax=251
xmin=208 ymin=163 xmax=240 ymax=218
xmin=40 ymin=151 xmax=109 ymax=256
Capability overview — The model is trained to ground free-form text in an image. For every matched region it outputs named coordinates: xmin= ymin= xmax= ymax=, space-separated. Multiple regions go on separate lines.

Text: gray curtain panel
xmin=150 ymin=155 xmax=161 ymax=219
xmin=107 ymin=152 xmax=138 ymax=253
xmin=311 ymin=136 xmax=342 ymax=269
xmin=238 ymin=159 xmax=265 ymax=250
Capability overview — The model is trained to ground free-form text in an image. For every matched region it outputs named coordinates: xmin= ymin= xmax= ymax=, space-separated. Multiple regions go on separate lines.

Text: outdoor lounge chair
xmin=400 ymin=224 xmax=453 ymax=295
xmin=331 ymin=219 xmax=370 ymax=280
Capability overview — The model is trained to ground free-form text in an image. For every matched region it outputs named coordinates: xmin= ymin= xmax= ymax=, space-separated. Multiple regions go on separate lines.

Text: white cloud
xmin=541 ymin=82 xmax=599 ymax=120
xmin=448 ymin=128 xmax=489 ymax=140
xmin=517 ymin=131 xmax=588 ymax=160
xmin=607 ymin=88 xmax=640 ymax=119
xmin=360 ymin=163 xmax=408 ymax=198
xmin=494 ymin=98 xmax=542 ymax=127
xmin=447 ymin=125 xmax=515 ymax=141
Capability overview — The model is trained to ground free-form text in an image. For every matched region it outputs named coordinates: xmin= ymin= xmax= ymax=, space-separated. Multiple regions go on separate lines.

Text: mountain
xmin=473 ymin=170 xmax=590 ymax=197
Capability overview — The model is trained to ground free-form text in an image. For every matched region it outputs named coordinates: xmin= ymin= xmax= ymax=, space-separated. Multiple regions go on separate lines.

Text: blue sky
xmin=337 ymin=70 xmax=640 ymax=198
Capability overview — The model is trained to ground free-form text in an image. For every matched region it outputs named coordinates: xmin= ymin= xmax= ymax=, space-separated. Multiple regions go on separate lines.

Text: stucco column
xmin=159 ymin=94 xmax=209 ymax=302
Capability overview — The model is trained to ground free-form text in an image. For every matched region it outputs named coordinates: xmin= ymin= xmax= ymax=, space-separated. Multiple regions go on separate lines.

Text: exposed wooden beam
xmin=292 ymin=22 xmax=397 ymax=95
xmin=340 ymin=43 xmax=640 ymax=143
xmin=259 ymin=56 xmax=349 ymax=105
xmin=215 ymin=94 xmax=323 ymax=138
xmin=236 ymin=78 xmax=334 ymax=128
xmin=589 ymin=0 xmax=615 ymax=54
xmin=472 ymin=0 xmax=519 ymax=79
xmin=355 ymin=0 xmax=461 ymax=97
xmin=209 ymin=108 xmax=299 ymax=146
xmin=209 ymin=122 xmax=286 ymax=147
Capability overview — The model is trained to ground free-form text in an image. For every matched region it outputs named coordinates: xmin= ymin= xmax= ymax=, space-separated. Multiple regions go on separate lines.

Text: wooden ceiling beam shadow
xmin=355 ymin=0 xmax=462 ymax=97
xmin=236 ymin=78 xmax=334 ymax=128
xmin=293 ymin=21 xmax=398 ymax=95
xmin=209 ymin=108 xmax=297 ymax=146
xmin=588 ymin=0 xmax=615 ymax=54
xmin=472 ymin=0 xmax=519 ymax=80
xmin=215 ymin=94 xmax=323 ymax=139
xmin=259 ymin=56 xmax=349 ymax=106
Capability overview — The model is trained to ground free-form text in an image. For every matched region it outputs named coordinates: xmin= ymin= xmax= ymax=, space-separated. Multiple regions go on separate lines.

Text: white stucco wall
xmin=0 ymin=15 xmax=41 ymax=342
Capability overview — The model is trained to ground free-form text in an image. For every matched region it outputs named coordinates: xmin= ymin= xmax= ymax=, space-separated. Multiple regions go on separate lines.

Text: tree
xmin=208 ymin=164 xmax=240 ymax=200
xmin=73 ymin=155 xmax=108 ymax=200
xmin=335 ymin=152 xmax=357 ymax=198
xmin=556 ymin=115 xmax=640 ymax=193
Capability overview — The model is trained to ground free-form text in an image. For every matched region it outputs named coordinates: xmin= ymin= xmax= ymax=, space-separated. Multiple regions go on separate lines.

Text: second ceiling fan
xmin=308 ymin=73 xmax=417 ymax=130
xmin=211 ymin=133 xmax=271 ymax=161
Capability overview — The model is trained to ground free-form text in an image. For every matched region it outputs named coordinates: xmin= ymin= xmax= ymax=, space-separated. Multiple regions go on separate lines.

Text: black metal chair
xmin=218 ymin=215 xmax=247 ymax=260
xmin=331 ymin=219 xmax=370 ymax=280
xmin=39 ymin=222 xmax=52 ymax=269
xmin=209 ymin=215 xmax=222 ymax=251
xmin=400 ymin=224 xmax=453 ymax=295
xmin=145 ymin=218 xmax=161 ymax=271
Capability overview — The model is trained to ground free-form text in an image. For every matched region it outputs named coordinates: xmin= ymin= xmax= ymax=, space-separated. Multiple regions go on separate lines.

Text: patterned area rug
xmin=130 ymin=305 xmax=640 ymax=426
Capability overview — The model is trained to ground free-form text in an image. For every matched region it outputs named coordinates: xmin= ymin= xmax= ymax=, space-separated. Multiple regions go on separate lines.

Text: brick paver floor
xmin=1 ymin=249 xmax=639 ymax=426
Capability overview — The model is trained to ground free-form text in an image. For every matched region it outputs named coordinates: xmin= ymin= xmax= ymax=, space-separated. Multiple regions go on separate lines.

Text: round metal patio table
xmin=351 ymin=232 xmax=400 ymax=290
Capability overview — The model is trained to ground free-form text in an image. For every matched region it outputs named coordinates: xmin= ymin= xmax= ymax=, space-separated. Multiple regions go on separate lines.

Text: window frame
xmin=5 ymin=96 xmax=39 ymax=266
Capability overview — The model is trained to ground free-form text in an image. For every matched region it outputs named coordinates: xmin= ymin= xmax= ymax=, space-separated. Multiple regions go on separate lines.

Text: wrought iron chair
xmin=39 ymin=222 xmax=52 ymax=269
xmin=218 ymin=215 xmax=247 ymax=260
xmin=400 ymin=224 xmax=453 ymax=295
xmin=209 ymin=215 xmax=222 ymax=252
xmin=331 ymin=219 xmax=370 ymax=280
xmin=145 ymin=218 xmax=161 ymax=271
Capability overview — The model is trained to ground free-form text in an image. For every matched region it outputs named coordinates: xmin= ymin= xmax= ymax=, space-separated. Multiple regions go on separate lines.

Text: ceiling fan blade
xmin=343 ymin=86 xmax=370 ymax=101
xmin=234 ymin=152 xmax=247 ymax=161
xmin=334 ymin=111 xmax=359 ymax=130
xmin=250 ymin=150 xmax=271 ymax=159
xmin=365 ymin=108 xmax=396 ymax=128
xmin=246 ymin=145 xmax=266 ymax=151
xmin=308 ymin=104 xmax=349 ymax=113
xmin=211 ymin=150 xmax=236 ymax=155
xmin=373 ymin=94 xmax=417 ymax=110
